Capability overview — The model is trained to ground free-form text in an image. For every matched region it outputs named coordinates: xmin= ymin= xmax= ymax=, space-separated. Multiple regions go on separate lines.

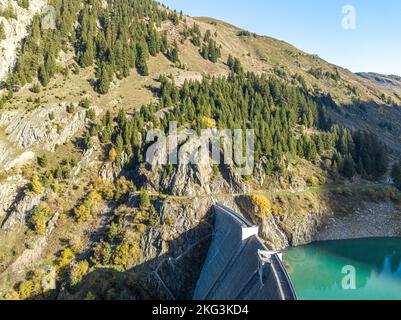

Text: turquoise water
xmin=283 ymin=238 xmax=401 ymax=300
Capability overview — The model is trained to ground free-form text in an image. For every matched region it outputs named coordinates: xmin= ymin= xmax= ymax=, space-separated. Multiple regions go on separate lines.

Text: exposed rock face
xmin=0 ymin=150 xmax=35 ymax=171
xmin=0 ymin=103 xmax=95 ymax=171
xmin=71 ymin=139 xmax=102 ymax=181
xmin=283 ymin=210 xmax=327 ymax=247
xmin=0 ymin=175 xmax=25 ymax=219
xmin=2 ymin=192 xmax=43 ymax=230
xmin=99 ymin=151 xmax=128 ymax=180
xmin=143 ymin=129 xmax=250 ymax=196
xmin=236 ymin=196 xmax=330 ymax=250
xmin=0 ymin=0 xmax=48 ymax=80
xmin=2 ymin=211 xmax=59 ymax=279
xmin=315 ymin=202 xmax=401 ymax=241
xmin=357 ymin=72 xmax=401 ymax=90
xmin=0 ymin=103 xmax=89 ymax=151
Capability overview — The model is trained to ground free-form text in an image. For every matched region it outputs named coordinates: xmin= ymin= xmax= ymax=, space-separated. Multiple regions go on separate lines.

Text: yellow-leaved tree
xmin=31 ymin=175 xmax=43 ymax=194
xmin=30 ymin=202 xmax=52 ymax=235
xmin=251 ymin=194 xmax=272 ymax=219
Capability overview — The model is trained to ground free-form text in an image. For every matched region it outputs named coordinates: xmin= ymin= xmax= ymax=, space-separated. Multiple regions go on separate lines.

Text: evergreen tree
xmin=38 ymin=154 xmax=48 ymax=168
xmin=342 ymin=154 xmax=356 ymax=179
xmin=136 ymin=41 xmax=149 ymax=76
xmin=139 ymin=190 xmax=150 ymax=210
xmin=227 ymin=54 xmax=234 ymax=69
xmin=97 ymin=62 xmax=112 ymax=94
xmin=38 ymin=65 xmax=50 ymax=86
xmin=168 ymin=41 xmax=179 ymax=64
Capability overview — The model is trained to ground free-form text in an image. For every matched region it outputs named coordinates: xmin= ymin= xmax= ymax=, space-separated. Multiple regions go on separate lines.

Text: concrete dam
xmin=193 ymin=204 xmax=297 ymax=300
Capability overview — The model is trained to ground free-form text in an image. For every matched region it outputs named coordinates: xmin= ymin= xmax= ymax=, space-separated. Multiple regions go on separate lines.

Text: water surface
xmin=283 ymin=238 xmax=401 ymax=300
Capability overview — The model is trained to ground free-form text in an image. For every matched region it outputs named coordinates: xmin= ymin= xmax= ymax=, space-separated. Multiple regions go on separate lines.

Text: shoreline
xmin=314 ymin=202 xmax=401 ymax=242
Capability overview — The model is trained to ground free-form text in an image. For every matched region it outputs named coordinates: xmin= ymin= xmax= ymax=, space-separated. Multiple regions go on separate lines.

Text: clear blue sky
xmin=159 ymin=0 xmax=401 ymax=76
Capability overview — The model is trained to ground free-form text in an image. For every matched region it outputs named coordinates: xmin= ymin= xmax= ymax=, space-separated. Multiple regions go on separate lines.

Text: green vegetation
xmin=17 ymin=0 xmax=30 ymax=10
xmin=37 ymin=154 xmax=48 ymax=168
xmin=30 ymin=202 xmax=52 ymax=235
xmin=157 ymin=64 xmax=388 ymax=179
xmin=30 ymin=175 xmax=43 ymax=194
xmin=31 ymin=83 xmax=41 ymax=93
xmin=0 ymin=5 xmax=17 ymax=20
xmin=8 ymin=0 xmax=181 ymax=93
xmin=251 ymin=194 xmax=272 ymax=219
xmin=1 ymin=0 xmax=398 ymax=301
xmin=66 ymin=103 xmax=76 ymax=114
xmin=79 ymin=98 xmax=90 ymax=109
xmin=0 ymin=21 xmax=6 ymax=40
xmin=77 ymin=54 xmax=389 ymax=184
xmin=113 ymin=241 xmax=141 ymax=270
xmin=237 ymin=30 xmax=257 ymax=37
xmin=70 ymin=260 xmax=89 ymax=286
xmin=200 ymin=30 xmax=221 ymax=63
xmin=139 ymin=190 xmax=150 ymax=210
xmin=73 ymin=190 xmax=102 ymax=223
xmin=56 ymin=248 xmax=75 ymax=275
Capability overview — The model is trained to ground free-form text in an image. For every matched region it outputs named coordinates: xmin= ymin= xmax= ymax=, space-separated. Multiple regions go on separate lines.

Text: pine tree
xmin=97 ymin=62 xmax=111 ymax=94
xmin=38 ymin=154 xmax=48 ymax=168
xmin=53 ymin=180 xmax=59 ymax=193
xmin=39 ymin=65 xmax=50 ymax=86
xmin=136 ymin=41 xmax=149 ymax=76
xmin=109 ymin=147 xmax=117 ymax=163
xmin=342 ymin=154 xmax=356 ymax=179
xmin=168 ymin=41 xmax=179 ymax=64
xmin=139 ymin=190 xmax=150 ymax=210
xmin=233 ymin=58 xmax=244 ymax=74
xmin=147 ymin=26 xmax=160 ymax=56
xmin=17 ymin=0 xmax=29 ymax=10
xmin=227 ymin=54 xmax=234 ymax=69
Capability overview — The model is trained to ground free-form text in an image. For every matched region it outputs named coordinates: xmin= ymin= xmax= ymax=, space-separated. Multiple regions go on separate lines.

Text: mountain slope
xmin=0 ymin=0 xmax=400 ymax=300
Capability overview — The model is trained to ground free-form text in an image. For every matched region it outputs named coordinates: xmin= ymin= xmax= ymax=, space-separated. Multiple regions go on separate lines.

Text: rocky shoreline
xmin=314 ymin=202 xmax=401 ymax=242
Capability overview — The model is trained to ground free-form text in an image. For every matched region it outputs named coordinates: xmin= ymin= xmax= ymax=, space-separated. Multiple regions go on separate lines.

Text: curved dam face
xmin=193 ymin=204 xmax=297 ymax=300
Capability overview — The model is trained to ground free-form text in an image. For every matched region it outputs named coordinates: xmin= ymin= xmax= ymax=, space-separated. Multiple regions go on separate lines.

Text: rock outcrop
xmin=0 ymin=103 xmax=89 ymax=152
xmin=2 ymin=192 xmax=43 ymax=230
xmin=0 ymin=103 xmax=96 ymax=171
xmin=0 ymin=175 xmax=25 ymax=219
xmin=142 ymin=128 xmax=250 ymax=196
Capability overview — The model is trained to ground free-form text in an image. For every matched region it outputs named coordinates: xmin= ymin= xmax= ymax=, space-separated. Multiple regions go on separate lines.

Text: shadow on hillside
xmin=324 ymin=96 xmax=401 ymax=156
xmin=26 ymin=209 xmax=214 ymax=301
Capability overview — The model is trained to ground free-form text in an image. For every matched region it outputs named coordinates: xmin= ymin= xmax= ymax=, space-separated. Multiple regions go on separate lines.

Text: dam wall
xmin=193 ymin=204 xmax=297 ymax=300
